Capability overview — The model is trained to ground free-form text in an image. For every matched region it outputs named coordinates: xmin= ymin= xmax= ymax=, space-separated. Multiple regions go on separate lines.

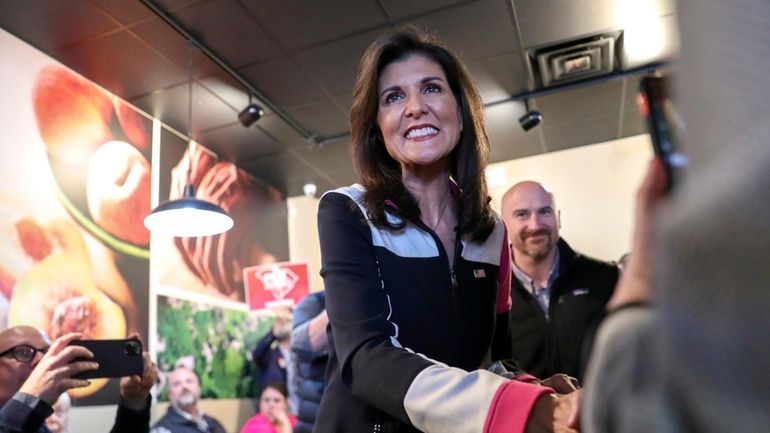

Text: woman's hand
xmin=270 ymin=407 xmax=293 ymax=433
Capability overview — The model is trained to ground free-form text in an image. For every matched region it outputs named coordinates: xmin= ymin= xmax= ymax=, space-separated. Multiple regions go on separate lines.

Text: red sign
xmin=243 ymin=261 xmax=310 ymax=310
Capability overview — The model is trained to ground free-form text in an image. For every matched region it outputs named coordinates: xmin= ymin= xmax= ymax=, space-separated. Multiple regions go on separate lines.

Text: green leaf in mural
xmin=155 ymin=295 xmax=273 ymax=400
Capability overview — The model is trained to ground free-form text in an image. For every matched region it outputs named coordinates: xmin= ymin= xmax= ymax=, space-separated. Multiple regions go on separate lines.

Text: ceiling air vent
xmin=532 ymin=33 xmax=619 ymax=88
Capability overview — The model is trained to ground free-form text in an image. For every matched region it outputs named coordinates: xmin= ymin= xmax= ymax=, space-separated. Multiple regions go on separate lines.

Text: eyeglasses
xmin=0 ymin=345 xmax=48 ymax=363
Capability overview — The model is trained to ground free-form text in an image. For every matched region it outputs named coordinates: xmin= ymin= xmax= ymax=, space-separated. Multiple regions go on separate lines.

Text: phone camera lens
xmin=124 ymin=341 xmax=141 ymax=356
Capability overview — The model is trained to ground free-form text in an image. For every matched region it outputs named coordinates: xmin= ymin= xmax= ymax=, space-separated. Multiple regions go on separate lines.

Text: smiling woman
xmin=314 ymin=27 xmax=579 ymax=433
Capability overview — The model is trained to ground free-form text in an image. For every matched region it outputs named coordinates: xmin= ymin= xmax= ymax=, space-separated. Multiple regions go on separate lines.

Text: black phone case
xmin=639 ymin=75 xmax=678 ymax=191
xmin=69 ymin=339 xmax=144 ymax=379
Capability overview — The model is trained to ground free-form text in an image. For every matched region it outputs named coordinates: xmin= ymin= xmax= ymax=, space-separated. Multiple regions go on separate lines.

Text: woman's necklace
xmin=429 ymin=190 xmax=451 ymax=232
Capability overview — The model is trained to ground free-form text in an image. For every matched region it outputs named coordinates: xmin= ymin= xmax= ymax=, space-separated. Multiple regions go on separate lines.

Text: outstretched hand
xmin=18 ymin=332 xmax=97 ymax=405
xmin=119 ymin=333 xmax=157 ymax=410
xmin=525 ymin=390 xmax=581 ymax=433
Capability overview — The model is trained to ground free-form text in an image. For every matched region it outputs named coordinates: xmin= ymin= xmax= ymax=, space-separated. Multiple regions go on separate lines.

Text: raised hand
xmin=119 ymin=333 xmax=157 ymax=410
xmin=18 ymin=332 xmax=97 ymax=405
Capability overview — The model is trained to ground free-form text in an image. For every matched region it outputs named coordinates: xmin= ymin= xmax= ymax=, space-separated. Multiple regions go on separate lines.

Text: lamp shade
xmin=144 ymin=185 xmax=233 ymax=237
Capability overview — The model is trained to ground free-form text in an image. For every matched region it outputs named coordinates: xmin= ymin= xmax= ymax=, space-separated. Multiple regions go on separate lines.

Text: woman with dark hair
xmin=315 ymin=27 xmax=578 ymax=433
xmin=240 ymin=383 xmax=297 ymax=433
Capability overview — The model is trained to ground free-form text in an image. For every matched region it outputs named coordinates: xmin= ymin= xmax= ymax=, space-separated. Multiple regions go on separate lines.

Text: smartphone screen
xmin=638 ymin=75 xmax=688 ymax=191
xmin=69 ymin=339 xmax=144 ymax=379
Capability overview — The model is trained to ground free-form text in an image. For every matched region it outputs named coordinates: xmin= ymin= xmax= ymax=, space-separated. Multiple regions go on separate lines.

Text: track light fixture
xmin=239 ymin=92 xmax=264 ymax=127
xmin=519 ymin=99 xmax=543 ymax=131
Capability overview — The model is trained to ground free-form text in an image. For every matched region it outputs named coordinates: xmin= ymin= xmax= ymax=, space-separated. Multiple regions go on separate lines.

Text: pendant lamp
xmin=144 ymin=40 xmax=234 ymax=237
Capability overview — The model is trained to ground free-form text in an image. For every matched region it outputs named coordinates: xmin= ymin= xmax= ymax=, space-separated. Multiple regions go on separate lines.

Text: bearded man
xmin=150 ymin=366 xmax=225 ymax=433
xmin=501 ymin=181 xmax=619 ymax=381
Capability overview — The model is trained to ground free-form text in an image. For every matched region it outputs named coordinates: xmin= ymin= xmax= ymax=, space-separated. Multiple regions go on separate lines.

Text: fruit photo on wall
xmin=0 ymin=56 xmax=150 ymax=404
xmin=154 ymin=133 xmax=290 ymax=303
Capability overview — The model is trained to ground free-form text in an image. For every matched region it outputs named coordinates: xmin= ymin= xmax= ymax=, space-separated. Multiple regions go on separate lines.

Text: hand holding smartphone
xmin=638 ymin=75 xmax=688 ymax=192
xmin=68 ymin=339 xmax=144 ymax=379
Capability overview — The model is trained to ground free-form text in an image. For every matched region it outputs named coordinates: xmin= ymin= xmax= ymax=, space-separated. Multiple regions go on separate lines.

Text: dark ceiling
xmin=0 ymin=0 xmax=678 ymax=197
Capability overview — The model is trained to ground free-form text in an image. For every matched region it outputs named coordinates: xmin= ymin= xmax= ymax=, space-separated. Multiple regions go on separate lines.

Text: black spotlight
xmin=239 ymin=93 xmax=264 ymax=127
xmin=518 ymin=99 xmax=543 ymax=131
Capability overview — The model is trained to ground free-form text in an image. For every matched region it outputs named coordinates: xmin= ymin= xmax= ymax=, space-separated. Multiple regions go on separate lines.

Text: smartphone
xmin=68 ymin=339 xmax=144 ymax=379
xmin=638 ymin=75 xmax=688 ymax=191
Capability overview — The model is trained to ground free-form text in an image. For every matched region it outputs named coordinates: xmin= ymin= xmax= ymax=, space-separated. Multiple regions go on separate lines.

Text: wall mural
xmin=154 ymin=133 xmax=289 ymax=304
xmin=155 ymin=295 xmax=271 ymax=400
xmin=0 ymin=28 xmax=290 ymax=406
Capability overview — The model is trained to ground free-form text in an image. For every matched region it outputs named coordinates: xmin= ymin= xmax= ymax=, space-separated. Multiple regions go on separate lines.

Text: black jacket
xmin=314 ymin=186 xmax=523 ymax=433
xmin=509 ymin=239 xmax=619 ymax=381
xmin=150 ymin=407 xmax=225 ymax=433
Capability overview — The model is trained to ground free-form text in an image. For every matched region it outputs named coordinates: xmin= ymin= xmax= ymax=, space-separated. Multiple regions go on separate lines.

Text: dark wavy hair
xmin=350 ymin=26 xmax=495 ymax=241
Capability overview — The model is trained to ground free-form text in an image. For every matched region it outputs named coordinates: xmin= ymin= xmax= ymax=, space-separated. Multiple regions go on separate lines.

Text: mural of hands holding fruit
xmin=0 ymin=64 xmax=151 ymax=402
xmin=32 ymin=64 xmax=152 ymax=250
xmin=160 ymin=143 xmax=287 ymax=303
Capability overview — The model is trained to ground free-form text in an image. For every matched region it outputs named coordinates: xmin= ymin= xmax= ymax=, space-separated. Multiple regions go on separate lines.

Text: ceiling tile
xmin=622 ymin=74 xmax=646 ymax=109
xmin=56 ymin=30 xmax=186 ymax=100
xmin=514 ymin=0 xmax=676 ymax=49
xmin=129 ymin=81 xmax=238 ymax=135
xmin=290 ymin=140 xmax=354 ymax=177
xmin=380 ymin=0 xmax=470 ymax=20
xmin=619 ymin=108 xmax=647 ymax=138
xmin=467 ymin=52 xmax=529 ymax=102
xmin=242 ymin=0 xmax=388 ymax=50
xmin=542 ymin=112 xmax=620 ymax=152
xmin=0 ymin=0 xmax=118 ymax=53
xmin=287 ymin=100 xmax=350 ymax=139
xmin=485 ymin=101 xmax=545 ymax=162
xmin=239 ymin=57 xmax=327 ymax=109
xmin=198 ymin=72 xmax=260 ymax=114
xmin=199 ymin=122 xmax=284 ymax=163
xmin=534 ymin=79 xmax=623 ymax=126
xmin=169 ymin=0 xmax=283 ymax=68
xmin=294 ymin=28 xmax=387 ymax=96
xmin=254 ymin=114 xmax=311 ymax=150
xmin=331 ymin=94 xmax=354 ymax=115
xmin=402 ymin=0 xmax=519 ymax=62
xmin=239 ymin=151 xmax=328 ymax=194
xmin=96 ymin=0 xmax=155 ymax=25
xmin=129 ymin=17 xmax=222 ymax=79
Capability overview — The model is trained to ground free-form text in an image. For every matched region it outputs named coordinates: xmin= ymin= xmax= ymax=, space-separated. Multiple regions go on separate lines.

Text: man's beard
xmin=516 ymin=229 xmax=555 ymax=261
xmin=174 ymin=391 xmax=198 ymax=410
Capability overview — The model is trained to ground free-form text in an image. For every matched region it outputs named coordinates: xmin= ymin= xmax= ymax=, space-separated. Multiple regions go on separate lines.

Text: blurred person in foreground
xmin=0 ymin=326 xmax=155 ymax=433
xmin=315 ymin=26 xmax=578 ymax=433
xmin=240 ymin=383 xmax=296 ymax=433
xmin=501 ymin=181 xmax=618 ymax=381
xmin=150 ymin=366 xmax=225 ymax=433
xmin=582 ymin=0 xmax=770 ymax=431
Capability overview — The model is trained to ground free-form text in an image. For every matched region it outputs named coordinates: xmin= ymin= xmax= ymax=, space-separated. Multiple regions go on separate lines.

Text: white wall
xmin=287 ymin=195 xmax=323 ymax=293
xmin=488 ymin=134 xmax=652 ymax=262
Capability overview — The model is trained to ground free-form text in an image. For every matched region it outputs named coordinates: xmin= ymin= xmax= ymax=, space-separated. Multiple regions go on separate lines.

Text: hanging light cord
xmin=186 ymin=39 xmax=194 ymax=188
